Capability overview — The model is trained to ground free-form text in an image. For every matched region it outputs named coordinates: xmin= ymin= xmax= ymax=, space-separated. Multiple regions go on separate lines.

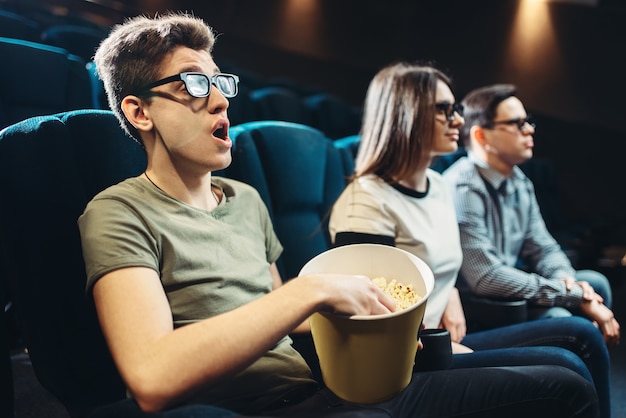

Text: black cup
xmin=414 ymin=328 xmax=453 ymax=372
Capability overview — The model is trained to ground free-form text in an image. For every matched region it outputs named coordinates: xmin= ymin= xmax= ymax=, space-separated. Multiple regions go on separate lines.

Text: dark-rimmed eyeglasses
xmin=483 ymin=115 xmax=536 ymax=132
xmin=435 ymin=102 xmax=464 ymax=121
xmin=136 ymin=72 xmax=239 ymax=98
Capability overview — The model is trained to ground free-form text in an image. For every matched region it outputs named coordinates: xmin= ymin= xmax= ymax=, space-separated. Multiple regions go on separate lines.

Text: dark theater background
xmin=1 ymin=0 xmax=625 ymax=417
xmin=7 ymin=0 xmax=624 ymax=235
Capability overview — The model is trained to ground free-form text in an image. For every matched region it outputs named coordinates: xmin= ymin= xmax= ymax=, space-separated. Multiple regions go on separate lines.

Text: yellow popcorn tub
xmin=299 ymin=243 xmax=435 ymax=404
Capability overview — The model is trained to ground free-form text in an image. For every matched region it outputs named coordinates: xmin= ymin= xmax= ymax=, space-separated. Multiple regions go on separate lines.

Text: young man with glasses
xmin=443 ymin=84 xmax=620 ymax=348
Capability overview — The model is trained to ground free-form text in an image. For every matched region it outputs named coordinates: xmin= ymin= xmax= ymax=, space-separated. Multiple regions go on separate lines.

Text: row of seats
xmin=0 ymin=109 xmax=542 ymax=417
xmin=0 ymin=36 xmax=99 ymax=130
xmin=0 ymin=34 xmax=362 ymax=140
xmin=218 ymin=61 xmax=362 ymax=138
xmin=0 ymin=110 xmax=357 ymax=417
xmin=228 ymin=84 xmax=362 ymax=139
xmin=0 ymin=6 xmax=114 ymax=131
xmin=0 ymin=8 xmax=109 ymax=61
xmin=0 ymin=5 xmax=363 ymax=139
xmin=2 ymin=107 xmax=578 ymax=416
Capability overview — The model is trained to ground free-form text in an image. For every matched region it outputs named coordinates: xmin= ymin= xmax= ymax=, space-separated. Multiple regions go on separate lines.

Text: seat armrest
xmin=460 ymin=293 xmax=528 ymax=333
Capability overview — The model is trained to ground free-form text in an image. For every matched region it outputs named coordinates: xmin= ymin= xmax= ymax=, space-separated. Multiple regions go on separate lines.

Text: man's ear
xmin=121 ymin=95 xmax=153 ymax=133
xmin=470 ymin=125 xmax=487 ymax=146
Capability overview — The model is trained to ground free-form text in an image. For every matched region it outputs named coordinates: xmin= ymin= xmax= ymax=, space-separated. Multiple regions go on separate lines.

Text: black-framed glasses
xmin=435 ymin=102 xmax=464 ymax=121
xmin=483 ymin=115 xmax=536 ymax=132
xmin=136 ymin=72 xmax=239 ymax=98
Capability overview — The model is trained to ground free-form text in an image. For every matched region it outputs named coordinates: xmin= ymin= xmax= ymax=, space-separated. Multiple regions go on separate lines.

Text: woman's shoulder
xmin=352 ymin=173 xmax=388 ymax=190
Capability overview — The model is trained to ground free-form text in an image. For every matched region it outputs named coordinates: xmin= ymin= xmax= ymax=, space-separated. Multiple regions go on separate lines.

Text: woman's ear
xmin=121 ymin=95 xmax=153 ymax=133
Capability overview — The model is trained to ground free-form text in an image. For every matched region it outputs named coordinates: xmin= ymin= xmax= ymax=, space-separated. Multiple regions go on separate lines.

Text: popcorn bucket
xmin=299 ymin=244 xmax=434 ymax=403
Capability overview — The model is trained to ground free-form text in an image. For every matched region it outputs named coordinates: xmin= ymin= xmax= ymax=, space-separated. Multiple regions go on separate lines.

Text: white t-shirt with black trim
xmin=329 ymin=171 xmax=463 ymax=328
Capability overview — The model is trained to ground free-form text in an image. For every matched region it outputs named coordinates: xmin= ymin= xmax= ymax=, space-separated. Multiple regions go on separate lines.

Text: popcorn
xmin=372 ymin=277 xmax=421 ymax=311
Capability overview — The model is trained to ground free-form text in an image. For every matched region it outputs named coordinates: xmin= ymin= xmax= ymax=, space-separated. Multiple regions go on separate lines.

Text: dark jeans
xmin=257 ymin=317 xmax=605 ymax=417
xmin=461 ymin=316 xmax=610 ymax=418
xmin=259 ymin=365 xmax=597 ymax=417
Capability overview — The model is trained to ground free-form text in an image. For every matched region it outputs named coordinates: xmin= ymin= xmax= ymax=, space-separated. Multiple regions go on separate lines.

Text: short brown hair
xmin=460 ymin=84 xmax=517 ymax=147
xmin=94 ymin=12 xmax=216 ymax=142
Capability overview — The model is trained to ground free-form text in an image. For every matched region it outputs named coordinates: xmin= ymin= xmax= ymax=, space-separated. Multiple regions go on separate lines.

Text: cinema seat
xmin=0 ymin=38 xmax=97 ymax=130
xmin=0 ymin=110 xmax=235 ymax=418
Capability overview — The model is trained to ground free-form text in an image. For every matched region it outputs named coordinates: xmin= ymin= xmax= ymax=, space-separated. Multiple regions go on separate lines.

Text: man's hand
xmin=309 ymin=274 xmax=397 ymax=317
xmin=580 ymin=298 xmax=620 ymax=347
xmin=560 ymin=277 xmax=600 ymax=303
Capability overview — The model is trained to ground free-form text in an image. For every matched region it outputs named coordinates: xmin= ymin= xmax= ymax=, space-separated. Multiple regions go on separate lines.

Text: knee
xmin=550 ymin=366 xmax=600 ymax=418
xmin=515 ymin=365 xmax=599 ymax=417
xmin=544 ymin=307 xmax=572 ymax=318
xmin=554 ymin=316 xmax=608 ymax=359
xmin=576 ymin=270 xmax=610 ymax=289
xmin=542 ymin=347 xmax=592 ymax=383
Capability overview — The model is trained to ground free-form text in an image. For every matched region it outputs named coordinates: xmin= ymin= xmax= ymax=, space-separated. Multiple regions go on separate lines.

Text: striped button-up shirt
xmin=443 ymin=152 xmax=582 ymax=308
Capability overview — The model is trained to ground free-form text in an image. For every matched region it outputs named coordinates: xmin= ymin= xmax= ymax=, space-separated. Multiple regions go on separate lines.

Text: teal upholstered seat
xmin=0 ymin=110 xmax=236 ymax=417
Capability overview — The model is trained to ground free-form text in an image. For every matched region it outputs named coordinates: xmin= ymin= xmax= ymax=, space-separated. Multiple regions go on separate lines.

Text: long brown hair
xmin=355 ymin=62 xmax=452 ymax=183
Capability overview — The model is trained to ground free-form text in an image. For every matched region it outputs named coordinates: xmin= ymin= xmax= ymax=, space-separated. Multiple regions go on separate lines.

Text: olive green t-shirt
xmin=78 ymin=176 xmax=317 ymax=413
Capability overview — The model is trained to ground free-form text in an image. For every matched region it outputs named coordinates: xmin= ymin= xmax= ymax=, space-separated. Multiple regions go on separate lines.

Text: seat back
xmin=0 ymin=38 xmax=97 ymax=130
xmin=86 ymin=61 xmax=110 ymax=111
xmin=430 ymin=146 xmax=467 ymax=174
xmin=226 ymin=83 xmax=254 ymax=126
xmin=249 ymin=87 xmax=311 ymax=126
xmin=226 ymin=121 xmax=348 ymax=383
xmin=227 ymin=121 xmax=347 ymax=280
xmin=0 ymin=110 xmax=147 ymax=417
xmin=333 ymin=134 xmax=361 ymax=178
xmin=0 ymin=10 xmax=41 ymax=42
xmin=40 ymin=24 xmax=110 ymax=62
xmin=304 ymin=93 xmax=362 ymax=139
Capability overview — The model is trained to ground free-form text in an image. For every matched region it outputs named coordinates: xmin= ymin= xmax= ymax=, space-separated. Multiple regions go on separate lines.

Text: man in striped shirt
xmin=443 ymin=84 xmax=620 ymax=347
